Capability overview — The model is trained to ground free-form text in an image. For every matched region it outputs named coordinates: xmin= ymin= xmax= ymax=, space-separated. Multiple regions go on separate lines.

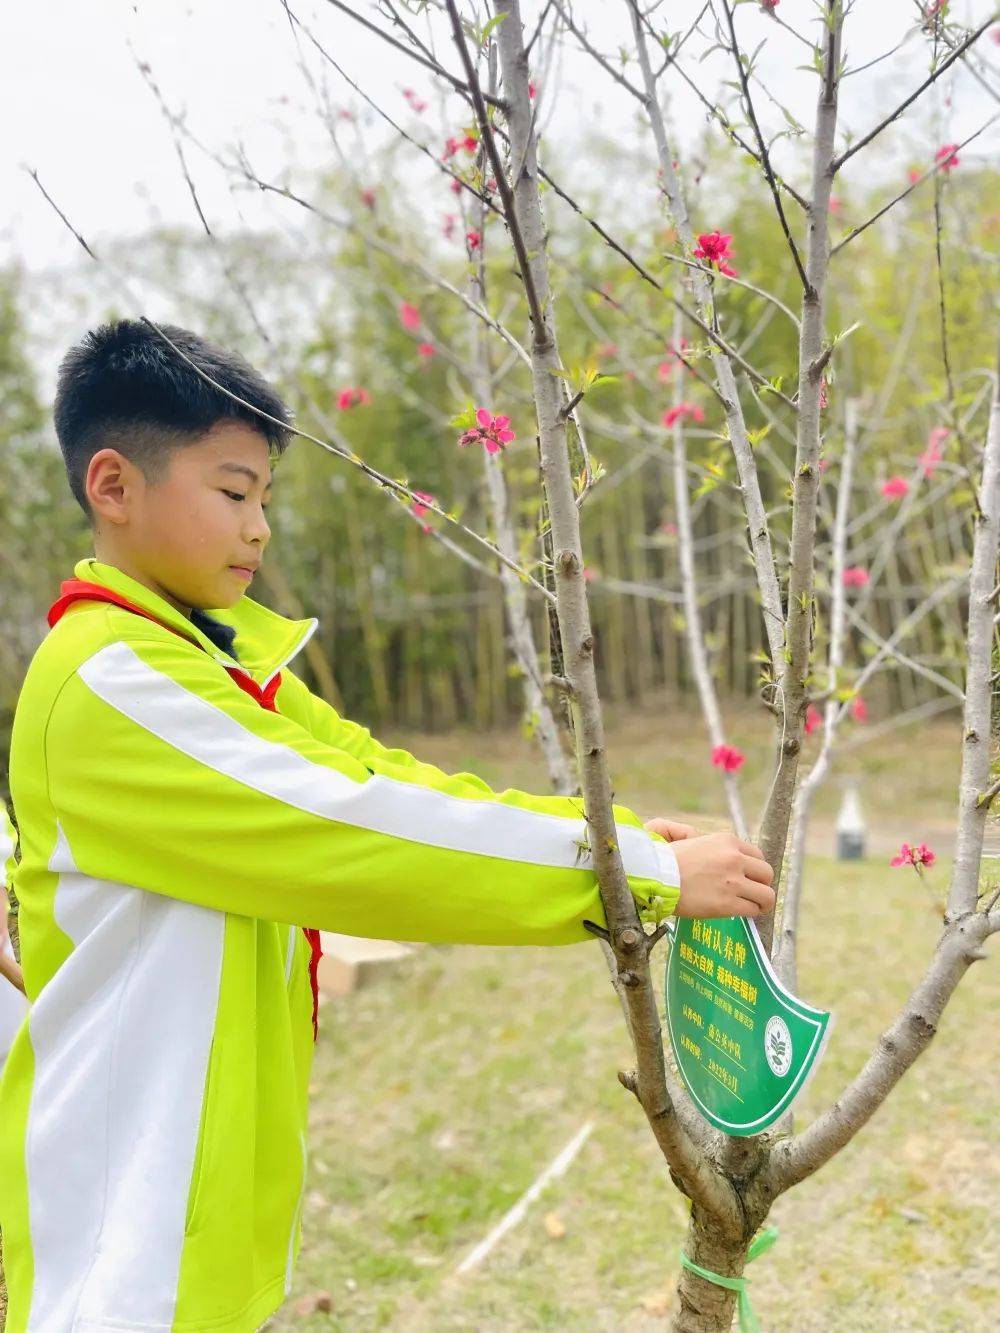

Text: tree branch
xmin=946 ymin=342 xmax=1000 ymax=919
xmin=625 ymin=0 xmax=787 ymax=676
xmin=831 ymin=18 xmax=995 ymax=170
xmin=755 ymin=0 xmax=843 ymax=952
xmin=718 ymin=0 xmax=809 ymax=291
xmin=771 ymin=911 xmax=992 ymax=1192
xmin=475 ymin=0 xmax=740 ymax=1227
xmin=319 ymin=0 xmax=508 ymax=109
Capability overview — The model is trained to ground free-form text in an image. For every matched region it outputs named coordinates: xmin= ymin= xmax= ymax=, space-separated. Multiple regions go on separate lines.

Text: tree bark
xmin=671 ymin=1208 xmax=747 ymax=1333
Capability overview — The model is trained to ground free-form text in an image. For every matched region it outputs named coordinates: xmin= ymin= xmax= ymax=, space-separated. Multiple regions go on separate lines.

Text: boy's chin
xmin=186 ymin=580 xmax=246 ymax=613
xmin=206 ymin=585 xmax=247 ymax=610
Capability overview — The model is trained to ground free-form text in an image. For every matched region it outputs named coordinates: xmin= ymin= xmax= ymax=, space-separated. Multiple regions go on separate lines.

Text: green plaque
xmin=664 ymin=918 xmax=831 ymax=1135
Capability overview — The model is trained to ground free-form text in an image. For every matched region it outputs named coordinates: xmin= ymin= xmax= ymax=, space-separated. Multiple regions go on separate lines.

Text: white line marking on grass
xmin=455 ymin=1120 xmax=594 ymax=1275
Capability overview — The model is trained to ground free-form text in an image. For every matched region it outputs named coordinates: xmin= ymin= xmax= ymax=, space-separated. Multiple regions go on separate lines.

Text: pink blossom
xmin=659 ymin=520 xmax=678 ymax=536
xmin=360 ymin=188 xmax=376 ymax=209
xmin=819 ymin=457 xmax=832 ymax=473
xmin=761 ymin=0 xmax=779 ymax=9
xmin=711 ymin=744 xmax=746 ymax=774
xmin=442 ymin=213 xmax=457 ymax=239
xmin=417 ymin=342 xmax=435 ymax=360
xmin=449 ymin=178 xmax=463 ymax=196
xmin=466 ymin=230 xmax=482 ymax=250
xmin=399 ymin=301 xmax=421 ymax=331
xmin=992 ymin=26 xmax=1000 ymax=45
xmin=935 ymin=143 xmax=960 ymax=172
xmin=662 ymin=402 xmax=705 ymax=429
xmin=890 ymin=842 xmax=937 ymax=870
xmin=595 ymin=343 xmax=619 ymax=360
xmin=828 ymin=195 xmax=842 ymax=214
xmin=881 ymin=475 xmax=909 ymax=501
xmin=842 ymin=566 xmax=869 ymax=589
xmin=582 ymin=566 xmax=598 ymax=583
xmin=337 ymin=107 xmax=355 ymax=122
xmin=907 ymin=167 xmax=923 ymax=185
xmin=336 ymin=387 xmax=371 ymax=410
xmin=804 ymin=704 xmax=822 ymax=735
xmin=411 ymin=489 xmax=435 ymax=532
xmin=458 ymin=407 xmax=516 ymax=456
xmin=920 ymin=426 xmax=949 ymax=478
xmin=528 ymin=80 xmax=538 ymax=100
xmin=694 ymin=230 xmax=738 ymax=278
xmin=443 ymin=133 xmax=478 ymax=160
xmin=851 ymin=695 xmax=868 ymax=723
xmin=402 ymin=87 xmax=428 ymax=114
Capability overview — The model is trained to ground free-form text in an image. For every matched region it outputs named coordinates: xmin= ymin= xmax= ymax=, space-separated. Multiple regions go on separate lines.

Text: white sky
xmin=1 ymin=1 xmax=996 ymax=277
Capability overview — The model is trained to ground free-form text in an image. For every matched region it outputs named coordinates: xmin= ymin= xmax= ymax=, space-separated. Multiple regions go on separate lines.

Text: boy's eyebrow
xmin=217 ymin=462 xmax=273 ymax=490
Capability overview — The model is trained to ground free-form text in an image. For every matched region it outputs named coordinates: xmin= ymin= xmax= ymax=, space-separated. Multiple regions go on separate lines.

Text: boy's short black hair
xmin=54 ymin=318 xmax=293 ymax=518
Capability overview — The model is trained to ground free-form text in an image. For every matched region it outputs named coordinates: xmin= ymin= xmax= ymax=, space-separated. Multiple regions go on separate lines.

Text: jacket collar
xmin=62 ymin=558 xmax=318 ymax=688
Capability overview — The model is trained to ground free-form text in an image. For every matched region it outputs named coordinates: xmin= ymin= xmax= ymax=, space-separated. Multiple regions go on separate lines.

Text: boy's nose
xmin=247 ymin=512 xmax=271 ymax=545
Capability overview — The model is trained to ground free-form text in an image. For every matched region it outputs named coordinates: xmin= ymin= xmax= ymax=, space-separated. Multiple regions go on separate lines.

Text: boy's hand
xmin=670 ymin=831 xmax=776 ymax=920
xmin=642 ymin=815 xmax=699 ymax=842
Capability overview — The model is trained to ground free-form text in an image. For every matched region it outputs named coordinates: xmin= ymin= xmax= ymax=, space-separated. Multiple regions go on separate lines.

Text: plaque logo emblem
xmin=764 ymin=1015 xmax=792 ymax=1077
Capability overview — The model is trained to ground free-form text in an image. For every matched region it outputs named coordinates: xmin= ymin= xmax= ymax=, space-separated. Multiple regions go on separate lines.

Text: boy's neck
xmin=90 ymin=549 xmax=194 ymax=620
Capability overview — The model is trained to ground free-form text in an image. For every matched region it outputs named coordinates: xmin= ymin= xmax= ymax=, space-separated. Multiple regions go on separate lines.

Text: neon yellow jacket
xmin=0 ymin=557 xmax=680 ymax=1332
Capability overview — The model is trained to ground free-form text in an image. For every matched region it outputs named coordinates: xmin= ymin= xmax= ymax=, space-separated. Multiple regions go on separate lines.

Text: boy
xmin=0 ymin=320 xmax=775 ymax=1332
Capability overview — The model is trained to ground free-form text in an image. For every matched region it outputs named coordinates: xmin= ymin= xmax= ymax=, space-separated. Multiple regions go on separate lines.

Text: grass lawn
xmin=273 ymin=704 xmax=999 ymax=1331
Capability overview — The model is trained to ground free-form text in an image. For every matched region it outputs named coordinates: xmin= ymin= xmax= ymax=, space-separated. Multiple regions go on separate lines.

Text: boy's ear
xmin=86 ymin=448 xmax=137 ymax=523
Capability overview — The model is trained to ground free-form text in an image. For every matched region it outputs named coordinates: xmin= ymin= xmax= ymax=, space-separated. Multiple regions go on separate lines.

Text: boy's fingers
xmin=742 ymin=857 xmax=774 ymax=886
xmin=738 ymin=839 xmax=767 ymax=861
xmin=731 ymin=898 xmax=763 ymax=917
xmin=736 ymin=880 xmax=776 ymax=911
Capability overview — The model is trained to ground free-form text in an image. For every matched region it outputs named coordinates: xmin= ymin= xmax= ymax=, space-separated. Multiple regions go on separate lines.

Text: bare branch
xmin=24 ymin=167 xmax=96 ymax=259
xmin=625 ymin=0 xmax=787 ymax=675
xmin=946 ymin=345 xmax=1000 ymax=919
xmin=832 ymin=114 xmax=1000 ymax=256
xmin=774 ymin=397 xmax=859 ymax=988
xmin=718 ymin=0 xmax=809 ymax=290
xmin=631 ymin=0 xmax=809 ymax=209
xmin=283 ymin=3 xmax=504 ymax=215
xmin=832 ymin=18 xmax=995 ymax=171
xmin=771 ymin=912 xmax=991 ymax=1191
xmin=755 ymin=0 xmax=843 ymax=952
xmin=318 ymin=0 xmax=508 ymax=109
xmin=669 ymin=304 xmax=749 ymax=838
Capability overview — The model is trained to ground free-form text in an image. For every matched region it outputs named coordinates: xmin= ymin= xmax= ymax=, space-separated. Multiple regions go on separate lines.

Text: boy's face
xmin=88 ymin=420 xmax=274 ymax=616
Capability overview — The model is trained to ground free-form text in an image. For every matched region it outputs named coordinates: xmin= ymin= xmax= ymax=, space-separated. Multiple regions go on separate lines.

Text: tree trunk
xmin=671 ymin=1208 xmax=749 ymax=1333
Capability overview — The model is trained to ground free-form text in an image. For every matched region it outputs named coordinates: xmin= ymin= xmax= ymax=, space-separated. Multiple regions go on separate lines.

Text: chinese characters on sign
xmin=664 ymin=917 xmax=831 ymax=1135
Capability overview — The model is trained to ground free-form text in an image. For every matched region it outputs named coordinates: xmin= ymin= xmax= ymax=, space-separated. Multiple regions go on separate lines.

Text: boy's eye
xmin=223 ymin=490 xmax=247 ymax=502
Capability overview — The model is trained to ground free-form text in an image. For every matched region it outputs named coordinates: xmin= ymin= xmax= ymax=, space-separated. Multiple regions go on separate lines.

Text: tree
xmin=342 ymin=1 xmax=998 ymax=1326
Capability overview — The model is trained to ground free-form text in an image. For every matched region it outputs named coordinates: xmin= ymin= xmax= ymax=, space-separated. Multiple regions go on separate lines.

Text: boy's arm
xmin=278 ymin=668 xmax=651 ymax=831
xmin=44 ymin=634 xmax=681 ymax=945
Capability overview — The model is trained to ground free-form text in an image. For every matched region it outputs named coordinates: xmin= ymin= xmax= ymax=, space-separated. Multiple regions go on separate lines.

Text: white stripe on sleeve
xmin=77 ymin=641 xmax=673 ymax=889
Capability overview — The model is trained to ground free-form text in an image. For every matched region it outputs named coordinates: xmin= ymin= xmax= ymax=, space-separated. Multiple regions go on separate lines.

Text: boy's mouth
xmin=229 ymin=564 xmax=258 ymax=580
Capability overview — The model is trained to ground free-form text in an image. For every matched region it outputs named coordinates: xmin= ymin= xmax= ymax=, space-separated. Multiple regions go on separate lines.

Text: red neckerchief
xmin=48 ymin=578 xmax=324 ymax=1040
